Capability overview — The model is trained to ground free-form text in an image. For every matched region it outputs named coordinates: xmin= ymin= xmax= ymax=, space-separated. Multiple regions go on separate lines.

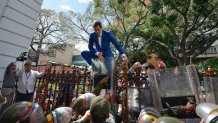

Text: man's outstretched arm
xmin=92 ymin=76 xmax=109 ymax=96
xmin=108 ymin=32 xmax=128 ymax=62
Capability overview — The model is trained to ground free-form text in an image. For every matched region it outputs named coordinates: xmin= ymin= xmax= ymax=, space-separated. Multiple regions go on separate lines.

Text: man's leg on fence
xmin=81 ymin=51 xmax=98 ymax=66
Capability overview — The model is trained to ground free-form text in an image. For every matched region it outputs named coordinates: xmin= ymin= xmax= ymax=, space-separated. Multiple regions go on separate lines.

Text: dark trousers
xmin=15 ymin=91 xmax=34 ymax=102
xmin=81 ymin=51 xmax=115 ymax=91
xmin=81 ymin=51 xmax=98 ymax=65
xmin=81 ymin=51 xmax=114 ymax=73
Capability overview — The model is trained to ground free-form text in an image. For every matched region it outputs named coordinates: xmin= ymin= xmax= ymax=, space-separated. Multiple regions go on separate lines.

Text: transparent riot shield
xmin=128 ymin=87 xmax=141 ymax=123
xmin=128 ymin=73 xmax=161 ymax=123
xmin=147 ymin=65 xmax=202 ymax=111
xmin=147 ymin=70 xmax=163 ymax=111
xmin=203 ymin=77 xmax=218 ymax=104
xmin=91 ymin=58 xmax=115 ymax=93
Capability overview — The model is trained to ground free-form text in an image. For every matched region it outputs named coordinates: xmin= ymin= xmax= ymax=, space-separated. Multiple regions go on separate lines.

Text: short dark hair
xmin=5 ymin=62 xmax=16 ymax=74
xmin=93 ymin=21 xmax=102 ymax=28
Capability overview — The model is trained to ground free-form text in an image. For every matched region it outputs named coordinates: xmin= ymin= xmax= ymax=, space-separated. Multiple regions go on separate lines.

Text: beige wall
xmin=55 ymin=45 xmax=75 ymax=64
xmin=39 ymin=44 xmax=75 ymax=65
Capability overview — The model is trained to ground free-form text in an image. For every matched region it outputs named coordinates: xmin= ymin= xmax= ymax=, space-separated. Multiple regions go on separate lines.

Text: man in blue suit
xmin=81 ymin=21 xmax=128 ymax=91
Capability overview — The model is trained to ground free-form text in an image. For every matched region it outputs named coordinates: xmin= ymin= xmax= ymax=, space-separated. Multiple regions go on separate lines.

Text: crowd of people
xmin=0 ymin=76 xmax=201 ymax=123
xmin=0 ymin=60 xmax=51 ymax=115
xmin=0 ymin=21 xmax=218 ymax=123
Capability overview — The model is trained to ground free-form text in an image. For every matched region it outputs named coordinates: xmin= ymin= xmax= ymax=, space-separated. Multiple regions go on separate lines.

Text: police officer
xmin=161 ymin=100 xmax=197 ymax=118
xmin=71 ymin=76 xmax=109 ymax=116
xmin=0 ymin=101 xmax=44 ymax=123
xmin=72 ymin=95 xmax=115 ymax=123
xmin=44 ymin=107 xmax=72 ymax=123
xmin=137 ymin=107 xmax=160 ymax=123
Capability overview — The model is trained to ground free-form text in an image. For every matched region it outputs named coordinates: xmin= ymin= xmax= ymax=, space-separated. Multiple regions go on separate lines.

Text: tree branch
xmin=165 ymin=22 xmax=179 ymax=42
xmin=153 ymin=39 xmax=177 ymax=59
xmin=192 ymin=35 xmax=218 ymax=57
xmin=129 ymin=28 xmax=159 ymax=60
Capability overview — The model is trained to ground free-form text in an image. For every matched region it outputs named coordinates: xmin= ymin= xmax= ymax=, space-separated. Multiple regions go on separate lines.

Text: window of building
xmin=205 ymin=46 xmax=217 ymax=54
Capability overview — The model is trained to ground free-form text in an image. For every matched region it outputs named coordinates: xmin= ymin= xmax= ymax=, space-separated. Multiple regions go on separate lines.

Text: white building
xmin=0 ymin=0 xmax=43 ymax=87
xmin=197 ymin=41 xmax=218 ymax=58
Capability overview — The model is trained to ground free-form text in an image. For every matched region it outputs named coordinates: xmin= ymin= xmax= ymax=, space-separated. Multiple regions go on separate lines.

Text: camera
xmin=16 ymin=52 xmax=28 ymax=61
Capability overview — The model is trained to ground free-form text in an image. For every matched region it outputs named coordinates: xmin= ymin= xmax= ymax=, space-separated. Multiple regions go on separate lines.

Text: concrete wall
xmin=39 ymin=44 xmax=75 ymax=65
xmin=0 ymin=0 xmax=43 ymax=88
xmin=55 ymin=45 xmax=75 ymax=64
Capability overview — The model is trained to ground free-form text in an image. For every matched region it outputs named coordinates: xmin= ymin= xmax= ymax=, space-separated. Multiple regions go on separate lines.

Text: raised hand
xmin=98 ymin=53 xmax=105 ymax=62
xmin=45 ymin=64 xmax=52 ymax=73
xmin=122 ymin=55 xmax=128 ymax=63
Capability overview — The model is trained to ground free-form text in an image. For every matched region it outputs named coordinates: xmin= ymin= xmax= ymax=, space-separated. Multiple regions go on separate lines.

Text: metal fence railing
xmin=33 ymin=65 xmax=90 ymax=114
xmin=31 ymin=63 xmax=217 ymax=122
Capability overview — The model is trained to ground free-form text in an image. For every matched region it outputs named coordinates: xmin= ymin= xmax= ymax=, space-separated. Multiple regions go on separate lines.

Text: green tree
xmin=149 ymin=0 xmax=218 ymax=65
xmin=31 ymin=9 xmax=67 ymax=65
xmin=93 ymin=0 xmax=158 ymax=61
xmin=59 ymin=1 xmax=159 ymax=64
xmin=59 ymin=3 xmax=101 ymax=43
xmin=196 ymin=57 xmax=218 ymax=72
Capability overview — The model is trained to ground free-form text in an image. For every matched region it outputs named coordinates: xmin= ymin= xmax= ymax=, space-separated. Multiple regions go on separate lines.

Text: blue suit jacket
xmin=88 ymin=30 xmax=125 ymax=57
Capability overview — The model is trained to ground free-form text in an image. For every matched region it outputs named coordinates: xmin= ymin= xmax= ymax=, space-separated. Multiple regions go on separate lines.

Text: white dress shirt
xmin=16 ymin=69 xmax=45 ymax=94
xmin=95 ymin=32 xmax=102 ymax=56
xmin=98 ymin=33 xmax=102 ymax=48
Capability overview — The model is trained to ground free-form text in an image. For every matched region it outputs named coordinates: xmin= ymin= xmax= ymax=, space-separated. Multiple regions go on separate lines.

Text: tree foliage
xmin=196 ymin=57 xmax=218 ymax=72
xmin=40 ymin=0 xmax=218 ymax=67
xmin=58 ymin=1 xmax=157 ymax=63
xmin=59 ymin=3 xmax=102 ymax=43
xmin=31 ymin=9 xmax=67 ymax=64
xmin=149 ymin=0 xmax=218 ymax=65
xmin=93 ymin=0 xmax=159 ymax=61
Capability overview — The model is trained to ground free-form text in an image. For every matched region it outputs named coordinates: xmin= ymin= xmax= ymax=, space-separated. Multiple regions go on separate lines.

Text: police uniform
xmin=71 ymin=80 xmax=108 ymax=116
xmin=72 ymin=96 xmax=115 ymax=123
xmin=90 ymin=95 xmax=110 ymax=123
xmin=161 ymin=105 xmax=197 ymax=118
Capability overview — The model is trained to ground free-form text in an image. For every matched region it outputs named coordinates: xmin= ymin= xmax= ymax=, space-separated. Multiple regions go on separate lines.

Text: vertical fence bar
xmin=82 ymin=67 xmax=86 ymax=94
xmin=122 ymin=62 xmax=129 ymax=123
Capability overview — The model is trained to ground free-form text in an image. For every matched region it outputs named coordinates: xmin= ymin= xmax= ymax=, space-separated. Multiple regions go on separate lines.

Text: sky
xmin=42 ymin=0 xmax=93 ymax=13
xmin=42 ymin=0 xmax=92 ymax=51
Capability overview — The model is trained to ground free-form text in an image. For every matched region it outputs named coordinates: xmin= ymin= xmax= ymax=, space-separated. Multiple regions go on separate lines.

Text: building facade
xmin=197 ymin=41 xmax=218 ymax=58
xmin=0 ymin=0 xmax=43 ymax=87
xmin=39 ymin=44 xmax=75 ymax=65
